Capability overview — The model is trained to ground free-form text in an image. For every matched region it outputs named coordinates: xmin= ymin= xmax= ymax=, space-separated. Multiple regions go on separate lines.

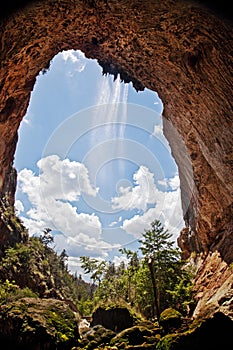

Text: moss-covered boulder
xmin=110 ymin=324 xmax=160 ymax=349
xmin=76 ymin=324 xmax=116 ymax=349
xmin=156 ymin=312 xmax=233 ymax=350
xmin=91 ymin=304 xmax=143 ymax=332
xmin=159 ymin=308 xmax=182 ymax=333
xmin=0 ymin=297 xmax=80 ymax=349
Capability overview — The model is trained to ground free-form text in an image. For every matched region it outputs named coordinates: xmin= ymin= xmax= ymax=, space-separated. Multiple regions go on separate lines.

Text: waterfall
xmin=90 ymin=74 xmax=126 ymax=145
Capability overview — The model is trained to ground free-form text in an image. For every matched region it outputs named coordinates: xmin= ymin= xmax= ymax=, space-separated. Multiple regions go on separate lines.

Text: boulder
xmin=159 ymin=308 xmax=182 ymax=333
xmin=91 ymin=306 xmax=135 ymax=332
xmin=0 ymin=297 xmax=80 ymax=349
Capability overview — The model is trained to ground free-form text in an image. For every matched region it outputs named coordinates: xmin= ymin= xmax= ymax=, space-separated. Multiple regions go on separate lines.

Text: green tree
xmin=132 ymin=261 xmax=154 ymax=318
xmin=139 ymin=220 xmax=180 ymax=321
xmin=80 ymin=256 xmax=107 ymax=286
xmin=59 ymin=249 xmax=68 ymax=271
xmin=40 ymin=228 xmax=54 ymax=247
xmin=119 ymin=248 xmax=139 ymax=302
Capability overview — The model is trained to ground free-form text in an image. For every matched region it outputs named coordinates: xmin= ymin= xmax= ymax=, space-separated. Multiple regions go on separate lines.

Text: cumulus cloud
xmin=118 ymin=170 xmax=184 ymax=241
xmin=15 ymin=199 xmax=24 ymax=214
xmin=151 ymin=124 xmax=170 ymax=148
xmin=111 ymin=167 xmax=184 ymax=239
xmin=18 ymin=155 xmax=98 ymax=203
xmin=60 ymin=50 xmax=86 ymax=73
xmin=55 ymin=232 xmax=114 ymax=259
xmin=152 ymin=124 xmax=163 ymax=137
xmin=109 ymin=220 xmax=118 ymax=227
xmin=112 ymin=255 xmax=129 ymax=267
xmin=17 ymin=155 xmax=112 ymax=257
xmin=109 ymin=216 xmax=123 ymax=227
xmin=158 ymin=175 xmax=180 ymax=191
xmin=111 ymin=166 xmax=158 ymax=212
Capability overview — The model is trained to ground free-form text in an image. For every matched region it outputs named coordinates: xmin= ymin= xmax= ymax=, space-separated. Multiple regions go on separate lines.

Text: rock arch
xmin=0 ymin=0 xmax=232 ymax=317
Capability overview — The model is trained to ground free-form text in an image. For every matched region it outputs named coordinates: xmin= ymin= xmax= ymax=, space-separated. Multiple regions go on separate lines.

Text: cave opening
xmin=0 ymin=0 xmax=232 ymax=334
xmin=13 ymin=49 xmax=185 ymax=275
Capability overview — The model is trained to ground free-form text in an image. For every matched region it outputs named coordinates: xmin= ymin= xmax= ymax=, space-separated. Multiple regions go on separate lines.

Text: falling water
xmin=88 ymin=74 xmax=129 ymax=186
xmin=119 ymin=82 xmax=128 ymax=139
xmin=90 ymin=74 xmax=128 ymax=146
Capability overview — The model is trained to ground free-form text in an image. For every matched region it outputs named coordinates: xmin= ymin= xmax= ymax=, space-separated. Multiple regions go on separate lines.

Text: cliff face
xmin=0 ymin=164 xmax=28 ymax=256
xmin=0 ymin=0 xmax=232 ymax=318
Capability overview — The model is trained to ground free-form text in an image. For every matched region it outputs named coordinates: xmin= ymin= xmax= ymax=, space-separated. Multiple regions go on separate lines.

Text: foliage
xmin=40 ymin=227 xmax=54 ymax=247
xmin=80 ymin=256 xmax=107 ymax=285
xmin=77 ymin=297 xmax=94 ymax=316
xmin=80 ymin=220 xmax=194 ymax=320
xmin=131 ymin=261 xmax=154 ymax=318
xmin=0 ymin=298 xmax=79 ymax=349
xmin=139 ymin=220 xmax=193 ymax=319
xmin=0 ymin=235 xmax=93 ymax=312
xmin=0 ymin=279 xmax=38 ymax=304
xmin=0 ymin=216 xmax=193 ymax=325
xmin=46 ymin=305 xmax=77 ymax=343
xmin=110 ymin=325 xmax=155 ymax=347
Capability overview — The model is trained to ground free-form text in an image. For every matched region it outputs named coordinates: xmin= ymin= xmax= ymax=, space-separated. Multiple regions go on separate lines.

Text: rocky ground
xmin=1 ymin=301 xmax=233 ymax=349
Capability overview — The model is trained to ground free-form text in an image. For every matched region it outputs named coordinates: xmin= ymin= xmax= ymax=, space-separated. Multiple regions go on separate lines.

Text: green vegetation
xmin=159 ymin=308 xmax=182 ymax=333
xmin=80 ymin=220 xmax=194 ymax=320
xmin=0 ymin=297 xmax=80 ymax=349
xmin=0 ymin=229 xmax=93 ymax=312
xmin=0 ymin=279 xmax=38 ymax=304
xmin=0 ymin=214 xmax=196 ymax=349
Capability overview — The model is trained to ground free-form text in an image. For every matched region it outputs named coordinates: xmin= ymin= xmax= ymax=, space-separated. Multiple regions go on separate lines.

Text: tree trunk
xmin=148 ymin=258 xmax=160 ymax=323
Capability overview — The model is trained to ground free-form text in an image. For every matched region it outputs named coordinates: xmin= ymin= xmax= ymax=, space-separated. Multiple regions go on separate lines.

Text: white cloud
xmin=67 ymin=256 xmax=83 ymax=276
xmin=60 ymin=50 xmax=86 ymax=74
xmin=55 ymin=232 xmax=114 ymax=259
xmin=111 ymin=168 xmax=184 ymax=240
xmin=109 ymin=215 xmax=123 ymax=227
xmin=167 ymin=175 xmax=180 ymax=191
xmin=109 ymin=220 xmax=118 ymax=227
xmin=120 ymin=172 xmax=184 ymax=242
xmin=157 ymin=179 xmax=167 ymax=187
xmin=111 ymin=166 xmax=158 ymax=212
xmin=152 ymin=124 xmax=163 ymax=137
xmin=158 ymin=174 xmax=180 ymax=191
xmin=22 ymin=114 xmax=32 ymax=126
xmin=18 ymin=155 xmax=98 ymax=203
xmin=17 ymin=155 xmax=112 ymax=258
xmin=112 ymin=255 xmax=129 ymax=267
xmin=15 ymin=199 xmax=24 ymax=214
xmin=151 ymin=124 xmax=169 ymax=147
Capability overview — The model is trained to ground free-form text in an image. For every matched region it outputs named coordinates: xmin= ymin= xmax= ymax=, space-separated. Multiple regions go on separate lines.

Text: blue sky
xmin=14 ymin=50 xmax=184 ymax=275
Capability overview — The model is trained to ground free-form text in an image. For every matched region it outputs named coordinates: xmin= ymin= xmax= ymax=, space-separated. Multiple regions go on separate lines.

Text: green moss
xmin=93 ymin=301 xmax=144 ymax=325
xmin=57 ymin=332 xmax=69 ymax=342
xmin=0 ymin=298 xmax=79 ymax=349
xmin=46 ymin=306 xmax=76 ymax=342
xmin=160 ymin=308 xmax=182 ymax=321
xmin=110 ymin=325 xmax=156 ymax=348
xmin=156 ymin=333 xmax=180 ymax=350
xmin=160 ymin=308 xmax=182 ymax=333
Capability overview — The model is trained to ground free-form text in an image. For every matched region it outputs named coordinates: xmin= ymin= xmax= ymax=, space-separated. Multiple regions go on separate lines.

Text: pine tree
xmin=139 ymin=220 xmax=180 ymax=322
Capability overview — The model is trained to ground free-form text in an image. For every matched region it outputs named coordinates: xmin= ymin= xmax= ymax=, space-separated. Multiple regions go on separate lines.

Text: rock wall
xmin=0 ymin=0 xmax=232 ymax=317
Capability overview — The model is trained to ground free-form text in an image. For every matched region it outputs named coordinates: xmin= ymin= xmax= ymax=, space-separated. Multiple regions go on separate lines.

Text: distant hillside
xmin=0 ymin=224 xmax=93 ymax=313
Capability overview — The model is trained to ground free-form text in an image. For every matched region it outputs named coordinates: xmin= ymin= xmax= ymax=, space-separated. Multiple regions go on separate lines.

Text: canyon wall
xmin=0 ymin=0 xmax=232 ymax=317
